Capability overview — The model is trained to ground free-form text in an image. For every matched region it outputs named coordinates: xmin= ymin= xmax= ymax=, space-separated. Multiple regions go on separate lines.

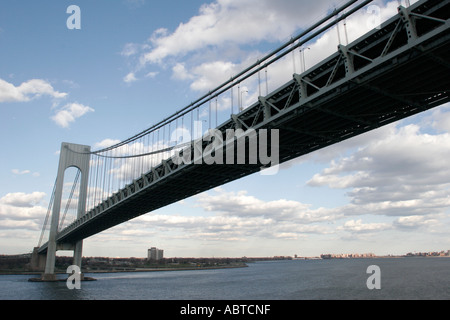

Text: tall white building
xmin=148 ymin=247 xmax=164 ymax=261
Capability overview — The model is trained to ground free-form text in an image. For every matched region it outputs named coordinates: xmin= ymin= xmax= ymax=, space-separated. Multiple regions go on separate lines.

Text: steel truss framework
xmin=39 ymin=0 xmax=450 ymax=253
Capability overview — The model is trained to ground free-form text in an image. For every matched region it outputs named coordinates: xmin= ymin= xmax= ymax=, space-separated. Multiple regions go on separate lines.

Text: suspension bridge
xmin=31 ymin=0 xmax=450 ymax=280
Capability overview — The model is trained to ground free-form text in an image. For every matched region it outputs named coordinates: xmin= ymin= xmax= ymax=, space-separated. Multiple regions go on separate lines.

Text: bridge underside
xmin=39 ymin=0 xmax=450 ymax=253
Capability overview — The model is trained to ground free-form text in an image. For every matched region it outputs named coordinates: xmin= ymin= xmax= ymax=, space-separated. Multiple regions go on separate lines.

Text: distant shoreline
xmin=1 ymin=255 xmax=449 ymax=276
xmin=86 ymin=264 xmax=249 ymax=274
xmin=0 ymin=263 xmax=248 ymax=276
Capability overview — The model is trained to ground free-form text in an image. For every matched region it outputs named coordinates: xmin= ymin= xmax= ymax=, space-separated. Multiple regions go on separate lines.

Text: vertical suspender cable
xmin=59 ymin=170 xmax=80 ymax=231
xmin=38 ymin=179 xmax=56 ymax=247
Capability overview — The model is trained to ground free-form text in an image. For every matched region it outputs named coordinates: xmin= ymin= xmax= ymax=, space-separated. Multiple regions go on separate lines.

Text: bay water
xmin=0 ymin=258 xmax=449 ymax=300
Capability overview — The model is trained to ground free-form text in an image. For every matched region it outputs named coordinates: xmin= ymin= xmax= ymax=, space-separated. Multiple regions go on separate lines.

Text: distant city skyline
xmin=4 ymin=248 xmax=450 ymax=259
xmin=1 ymin=0 xmax=449 ymax=258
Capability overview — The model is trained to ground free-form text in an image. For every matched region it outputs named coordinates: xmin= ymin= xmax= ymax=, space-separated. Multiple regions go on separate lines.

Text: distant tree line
xmin=0 ymin=254 xmax=292 ymax=272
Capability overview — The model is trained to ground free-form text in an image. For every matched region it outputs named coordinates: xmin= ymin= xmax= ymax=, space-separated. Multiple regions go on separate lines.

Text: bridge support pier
xmin=30 ymin=247 xmax=47 ymax=272
xmin=73 ymin=241 xmax=83 ymax=269
xmin=41 ymin=143 xmax=91 ymax=281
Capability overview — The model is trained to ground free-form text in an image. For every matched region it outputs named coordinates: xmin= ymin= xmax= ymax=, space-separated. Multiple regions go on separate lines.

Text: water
xmin=1 ymin=258 xmax=449 ymax=300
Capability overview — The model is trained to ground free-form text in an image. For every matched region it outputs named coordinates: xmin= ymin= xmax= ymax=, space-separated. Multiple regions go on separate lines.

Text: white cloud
xmin=0 ymin=219 xmax=40 ymax=230
xmin=51 ymin=102 xmax=94 ymax=128
xmin=11 ymin=169 xmax=31 ymax=175
xmin=145 ymin=71 xmax=159 ymax=78
xmin=190 ymin=61 xmax=238 ymax=92
xmin=0 ymin=78 xmax=67 ymax=103
xmin=308 ymin=124 xmax=450 ymax=189
xmin=172 ymin=63 xmax=194 ymax=81
xmin=79 ymin=186 xmax=337 ymax=246
xmin=425 ymin=103 xmax=450 ymax=133
xmin=195 ymin=187 xmax=341 ymax=224
xmin=11 ymin=169 xmax=40 ymax=177
xmin=133 ymin=212 xmax=317 ymax=242
xmin=0 ymin=77 xmax=93 ymax=129
xmin=0 ymin=192 xmax=46 ymax=208
xmin=338 ymin=219 xmax=391 ymax=233
xmin=123 ymin=72 xmax=138 ymax=83
xmin=121 ymin=43 xmax=141 ymax=57
xmin=140 ymin=0 xmax=335 ymax=66
xmin=0 ymin=192 xmax=47 ymax=232
xmin=307 ymin=113 xmax=450 ymax=218
xmin=94 ymin=138 xmax=122 ymax=150
xmin=393 ymin=215 xmax=440 ymax=230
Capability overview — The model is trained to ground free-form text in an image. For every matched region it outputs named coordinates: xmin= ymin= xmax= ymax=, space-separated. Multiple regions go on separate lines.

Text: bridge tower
xmin=41 ymin=143 xmax=91 ymax=281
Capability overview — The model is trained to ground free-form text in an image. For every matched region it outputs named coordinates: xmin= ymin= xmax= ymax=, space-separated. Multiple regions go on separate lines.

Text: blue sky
xmin=1 ymin=0 xmax=449 ymax=258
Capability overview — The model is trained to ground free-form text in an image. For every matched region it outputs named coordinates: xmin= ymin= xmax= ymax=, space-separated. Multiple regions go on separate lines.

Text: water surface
xmin=1 ymin=258 xmax=448 ymax=300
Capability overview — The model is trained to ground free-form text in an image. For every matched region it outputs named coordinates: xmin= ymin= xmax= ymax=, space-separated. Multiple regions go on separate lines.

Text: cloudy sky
xmin=1 ymin=0 xmax=449 ymax=258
